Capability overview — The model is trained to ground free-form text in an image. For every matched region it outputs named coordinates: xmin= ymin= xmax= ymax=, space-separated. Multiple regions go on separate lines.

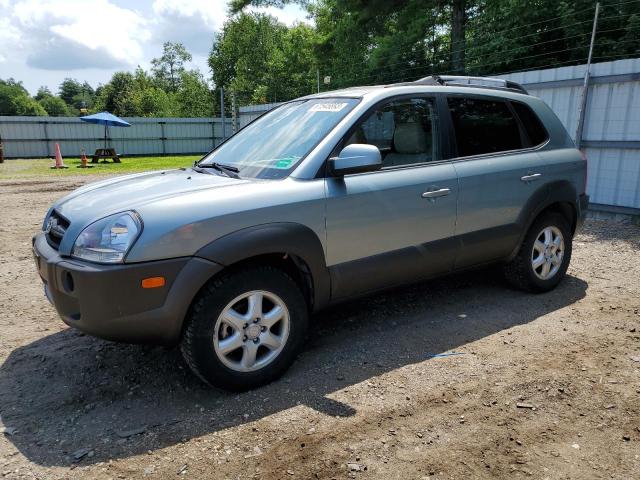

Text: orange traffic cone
xmin=77 ymin=149 xmax=93 ymax=168
xmin=51 ymin=143 xmax=68 ymax=169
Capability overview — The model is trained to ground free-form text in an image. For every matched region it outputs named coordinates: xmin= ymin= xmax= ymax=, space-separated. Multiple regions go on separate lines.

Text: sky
xmin=0 ymin=0 xmax=309 ymax=95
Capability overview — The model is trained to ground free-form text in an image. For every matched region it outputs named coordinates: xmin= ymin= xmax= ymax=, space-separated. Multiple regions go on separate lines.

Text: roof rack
xmin=411 ymin=75 xmax=529 ymax=95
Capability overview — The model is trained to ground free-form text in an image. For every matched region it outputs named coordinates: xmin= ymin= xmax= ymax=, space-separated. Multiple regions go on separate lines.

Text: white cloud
xmin=249 ymin=4 xmax=311 ymax=27
xmin=9 ymin=0 xmax=150 ymax=70
xmin=0 ymin=0 xmax=310 ymax=92
xmin=151 ymin=1 xmax=311 ymax=56
xmin=0 ymin=17 xmax=21 ymax=63
xmin=152 ymin=0 xmax=227 ymax=55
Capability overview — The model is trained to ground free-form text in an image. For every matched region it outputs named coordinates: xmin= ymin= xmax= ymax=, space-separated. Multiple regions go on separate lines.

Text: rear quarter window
xmin=511 ymin=101 xmax=549 ymax=147
xmin=447 ymin=96 xmax=523 ymax=157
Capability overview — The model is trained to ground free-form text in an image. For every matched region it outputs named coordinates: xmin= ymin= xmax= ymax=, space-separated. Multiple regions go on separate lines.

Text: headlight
xmin=72 ymin=212 xmax=142 ymax=263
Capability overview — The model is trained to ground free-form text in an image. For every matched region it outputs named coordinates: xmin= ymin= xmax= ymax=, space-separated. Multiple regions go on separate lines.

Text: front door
xmin=324 ymin=96 xmax=459 ymax=300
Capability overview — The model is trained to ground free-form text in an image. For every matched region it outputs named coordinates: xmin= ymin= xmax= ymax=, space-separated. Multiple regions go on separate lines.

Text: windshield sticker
xmin=273 ymin=158 xmax=294 ymax=169
xmin=310 ymin=102 xmax=348 ymax=112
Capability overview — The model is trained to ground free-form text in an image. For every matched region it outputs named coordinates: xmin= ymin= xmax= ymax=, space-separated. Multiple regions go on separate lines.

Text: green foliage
xmin=151 ymin=42 xmax=193 ymax=92
xmin=35 ymin=86 xmax=53 ymax=101
xmin=209 ymin=12 xmax=317 ymax=105
xmin=176 ymin=71 xmax=212 ymax=117
xmin=58 ymin=79 xmax=95 ymax=111
xmin=232 ymin=0 xmax=639 ymax=90
xmin=38 ymin=95 xmax=70 ymax=116
xmin=10 ymin=94 xmax=48 ymax=116
xmin=0 ymin=78 xmax=47 ymax=116
xmin=58 ymin=78 xmax=84 ymax=105
xmin=93 ymin=64 xmax=211 ymax=118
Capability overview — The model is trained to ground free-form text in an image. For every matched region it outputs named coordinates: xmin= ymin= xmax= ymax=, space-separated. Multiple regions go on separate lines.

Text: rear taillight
xmin=580 ymin=149 xmax=588 ymax=193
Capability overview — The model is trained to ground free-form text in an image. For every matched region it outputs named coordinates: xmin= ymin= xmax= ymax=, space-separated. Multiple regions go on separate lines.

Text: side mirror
xmin=329 ymin=144 xmax=382 ymax=176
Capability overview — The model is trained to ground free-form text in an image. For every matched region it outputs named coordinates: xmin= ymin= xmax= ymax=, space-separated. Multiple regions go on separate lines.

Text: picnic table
xmin=91 ymin=148 xmax=121 ymax=163
xmin=80 ymin=112 xmax=130 ymax=164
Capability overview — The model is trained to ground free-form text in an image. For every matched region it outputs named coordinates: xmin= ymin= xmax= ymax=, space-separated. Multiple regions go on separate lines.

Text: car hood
xmin=51 ymin=169 xmax=249 ymax=243
xmin=56 ymin=169 xmax=246 ymax=217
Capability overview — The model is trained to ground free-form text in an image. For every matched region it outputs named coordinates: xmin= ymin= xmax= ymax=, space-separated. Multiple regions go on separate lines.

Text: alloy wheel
xmin=212 ymin=290 xmax=290 ymax=372
xmin=531 ymin=225 xmax=565 ymax=280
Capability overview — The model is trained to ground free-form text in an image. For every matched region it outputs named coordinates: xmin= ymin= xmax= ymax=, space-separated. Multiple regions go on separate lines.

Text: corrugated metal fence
xmin=238 ymin=102 xmax=283 ymax=129
xmin=498 ymin=58 xmax=640 ymax=215
xmin=0 ymin=116 xmax=233 ymax=158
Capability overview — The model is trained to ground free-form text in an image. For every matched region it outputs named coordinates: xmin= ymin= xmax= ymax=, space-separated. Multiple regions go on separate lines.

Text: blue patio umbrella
xmin=80 ymin=112 xmax=131 ymax=149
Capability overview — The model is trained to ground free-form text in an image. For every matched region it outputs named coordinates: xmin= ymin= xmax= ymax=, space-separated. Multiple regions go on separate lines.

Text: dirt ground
xmin=0 ymin=175 xmax=638 ymax=480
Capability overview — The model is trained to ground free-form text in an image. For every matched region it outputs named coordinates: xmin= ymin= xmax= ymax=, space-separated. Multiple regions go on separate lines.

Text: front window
xmin=200 ymin=98 xmax=359 ymax=179
xmin=345 ymin=96 xmax=440 ymax=168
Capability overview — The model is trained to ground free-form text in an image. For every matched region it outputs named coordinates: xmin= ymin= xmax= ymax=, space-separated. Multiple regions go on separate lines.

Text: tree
xmin=176 ymin=70 xmax=212 ymax=117
xmin=58 ymin=78 xmax=95 ymax=113
xmin=0 ymin=78 xmax=47 ymax=115
xmin=233 ymin=0 xmax=469 ymax=85
xmin=35 ymin=86 xmax=52 ymax=101
xmin=136 ymin=87 xmax=175 ymax=117
xmin=11 ymin=95 xmax=48 ymax=116
xmin=209 ymin=12 xmax=318 ymax=105
xmin=38 ymin=95 xmax=70 ymax=116
xmin=151 ymin=42 xmax=193 ymax=92
xmin=58 ymin=78 xmax=83 ymax=105
xmin=94 ymin=72 xmax=138 ymax=116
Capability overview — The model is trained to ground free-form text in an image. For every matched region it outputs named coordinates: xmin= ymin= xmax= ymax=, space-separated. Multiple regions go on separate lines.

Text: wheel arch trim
xmin=195 ymin=222 xmax=331 ymax=310
xmin=508 ymin=180 xmax=579 ymax=261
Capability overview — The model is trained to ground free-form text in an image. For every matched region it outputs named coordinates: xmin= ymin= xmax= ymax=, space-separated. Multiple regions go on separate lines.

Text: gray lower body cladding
xmin=32 ymin=233 xmax=223 ymax=345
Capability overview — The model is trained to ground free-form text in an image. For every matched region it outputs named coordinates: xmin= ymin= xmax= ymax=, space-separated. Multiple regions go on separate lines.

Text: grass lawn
xmin=0 ymin=155 xmax=201 ymax=179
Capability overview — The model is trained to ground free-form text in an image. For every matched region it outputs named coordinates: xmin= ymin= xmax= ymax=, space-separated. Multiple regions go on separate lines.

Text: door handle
xmin=421 ymin=188 xmax=450 ymax=199
xmin=521 ymin=173 xmax=542 ymax=182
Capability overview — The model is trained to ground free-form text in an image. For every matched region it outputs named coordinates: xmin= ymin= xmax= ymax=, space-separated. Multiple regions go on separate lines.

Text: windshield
xmin=200 ymin=98 xmax=359 ymax=179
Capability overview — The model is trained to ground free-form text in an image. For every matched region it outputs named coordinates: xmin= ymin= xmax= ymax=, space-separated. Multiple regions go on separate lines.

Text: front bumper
xmin=32 ymin=232 xmax=223 ymax=345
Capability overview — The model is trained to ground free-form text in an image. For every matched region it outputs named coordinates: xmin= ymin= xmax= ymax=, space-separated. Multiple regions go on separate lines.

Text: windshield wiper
xmin=195 ymin=162 xmax=241 ymax=179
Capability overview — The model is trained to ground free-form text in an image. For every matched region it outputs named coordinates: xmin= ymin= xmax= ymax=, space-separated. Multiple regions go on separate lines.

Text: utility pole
xmin=317 ymin=69 xmax=320 ymax=94
xmin=575 ymin=2 xmax=600 ymax=149
xmin=451 ymin=0 xmax=466 ymax=74
xmin=231 ymin=92 xmax=238 ymax=133
xmin=220 ymin=87 xmax=226 ymax=142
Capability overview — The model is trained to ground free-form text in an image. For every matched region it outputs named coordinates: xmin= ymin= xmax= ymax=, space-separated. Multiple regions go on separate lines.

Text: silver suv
xmin=33 ymin=76 xmax=588 ymax=390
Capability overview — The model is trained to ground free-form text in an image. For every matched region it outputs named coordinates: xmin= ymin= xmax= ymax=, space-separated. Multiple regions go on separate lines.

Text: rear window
xmin=511 ymin=101 xmax=549 ymax=146
xmin=447 ymin=96 xmax=523 ymax=157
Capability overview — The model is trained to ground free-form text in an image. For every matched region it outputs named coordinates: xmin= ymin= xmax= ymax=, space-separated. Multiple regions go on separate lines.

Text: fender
xmin=195 ymin=222 xmax=331 ymax=310
xmin=508 ymin=180 xmax=578 ymax=260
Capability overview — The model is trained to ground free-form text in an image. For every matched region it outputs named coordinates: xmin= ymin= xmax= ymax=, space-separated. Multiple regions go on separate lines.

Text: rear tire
xmin=504 ymin=212 xmax=572 ymax=292
xmin=181 ymin=266 xmax=308 ymax=391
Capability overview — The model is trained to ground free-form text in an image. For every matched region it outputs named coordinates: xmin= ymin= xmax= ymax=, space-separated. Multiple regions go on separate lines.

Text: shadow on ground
xmin=0 ymin=269 xmax=587 ymax=466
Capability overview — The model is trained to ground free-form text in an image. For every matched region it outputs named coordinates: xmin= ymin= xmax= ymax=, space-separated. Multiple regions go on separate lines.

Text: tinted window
xmin=512 ymin=101 xmax=548 ymax=146
xmin=447 ymin=97 xmax=523 ymax=157
xmin=347 ymin=97 xmax=439 ymax=168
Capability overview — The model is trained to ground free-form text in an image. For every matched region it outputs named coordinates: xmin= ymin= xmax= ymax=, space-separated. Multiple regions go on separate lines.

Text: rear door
xmin=444 ymin=95 xmax=550 ymax=268
xmin=324 ymin=95 xmax=459 ymax=299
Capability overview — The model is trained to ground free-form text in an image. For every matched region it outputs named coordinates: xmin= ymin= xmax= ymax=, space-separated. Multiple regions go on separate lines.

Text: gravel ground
xmin=0 ymin=176 xmax=639 ymax=480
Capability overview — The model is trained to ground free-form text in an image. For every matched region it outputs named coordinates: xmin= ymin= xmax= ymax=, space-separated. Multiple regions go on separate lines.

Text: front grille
xmin=45 ymin=210 xmax=70 ymax=250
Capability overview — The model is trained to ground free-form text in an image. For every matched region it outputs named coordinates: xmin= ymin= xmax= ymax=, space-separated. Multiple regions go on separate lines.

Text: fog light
xmin=62 ymin=271 xmax=75 ymax=293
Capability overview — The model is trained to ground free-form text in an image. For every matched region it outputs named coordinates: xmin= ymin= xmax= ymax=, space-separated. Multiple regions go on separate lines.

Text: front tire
xmin=181 ymin=266 xmax=308 ymax=391
xmin=504 ymin=212 xmax=572 ymax=292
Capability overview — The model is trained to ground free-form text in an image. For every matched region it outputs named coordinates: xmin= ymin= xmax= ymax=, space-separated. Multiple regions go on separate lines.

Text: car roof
xmin=301 ymin=84 xmax=533 ymax=102
xmin=300 ymin=76 xmax=531 ymax=101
